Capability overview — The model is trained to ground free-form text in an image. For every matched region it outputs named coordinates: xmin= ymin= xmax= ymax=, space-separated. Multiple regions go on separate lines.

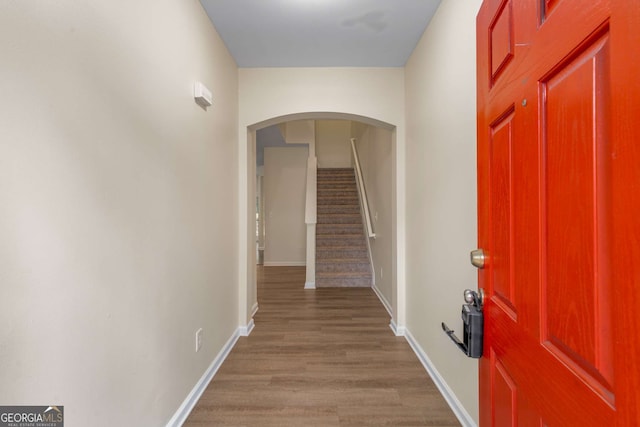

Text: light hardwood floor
xmin=184 ymin=266 xmax=461 ymax=426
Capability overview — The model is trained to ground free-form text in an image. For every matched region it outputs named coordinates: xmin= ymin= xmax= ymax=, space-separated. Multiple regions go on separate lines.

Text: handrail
xmin=350 ymin=138 xmax=375 ymax=238
xmin=305 ymin=156 xmax=317 ymax=224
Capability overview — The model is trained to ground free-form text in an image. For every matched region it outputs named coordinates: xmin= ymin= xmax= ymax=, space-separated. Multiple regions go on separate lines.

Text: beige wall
xmin=239 ymin=68 xmax=405 ymax=128
xmin=405 ymin=0 xmax=482 ymax=424
xmin=316 ymin=120 xmax=352 ymax=168
xmin=263 ymin=146 xmax=309 ymax=265
xmin=353 ymin=126 xmax=394 ymax=310
xmin=282 ymin=120 xmax=315 ymax=148
xmin=0 ymin=1 xmax=239 ymax=426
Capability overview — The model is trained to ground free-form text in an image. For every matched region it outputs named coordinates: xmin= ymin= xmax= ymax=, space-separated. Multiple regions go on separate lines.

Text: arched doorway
xmin=239 ymin=112 xmax=404 ymax=336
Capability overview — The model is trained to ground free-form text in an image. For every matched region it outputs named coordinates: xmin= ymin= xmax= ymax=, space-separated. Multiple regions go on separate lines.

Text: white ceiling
xmin=199 ymin=0 xmax=442 ymax=67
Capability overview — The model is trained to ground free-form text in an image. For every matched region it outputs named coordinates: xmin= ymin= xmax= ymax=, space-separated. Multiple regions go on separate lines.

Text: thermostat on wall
xmin=194 ymin=82 xmax=213 ymax=107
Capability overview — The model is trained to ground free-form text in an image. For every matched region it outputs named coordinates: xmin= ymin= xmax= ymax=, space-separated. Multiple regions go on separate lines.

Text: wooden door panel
xmin=540 ymin=31 xmax=613 ymax=398
xmin=490 ymin=351 xmax=517 ymax=426
xmin=489 ymin=0 xmax=514 ymax=84
xmin=489 ymin=108 xmax=517 ymax=316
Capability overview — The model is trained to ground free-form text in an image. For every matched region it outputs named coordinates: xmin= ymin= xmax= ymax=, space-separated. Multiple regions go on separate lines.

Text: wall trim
xmin=250 ymin=302 xmax=259 ymax=318
xmin=304 ymin=281 xmax=316 ymax=289
xmin=239 ymin=319 xmax=255 ymax=337
xmin=263 ymin=261 xmax=306 ymax=267
xmin=372 ymin=283 xmax=392 ymax=317
xmin=404 ymin=328 xmax=477 ymax=427
xmin=165 ymin=328 xmax=240 ymax=427
xmin=389 ymin=319 xmax=406 ymax=337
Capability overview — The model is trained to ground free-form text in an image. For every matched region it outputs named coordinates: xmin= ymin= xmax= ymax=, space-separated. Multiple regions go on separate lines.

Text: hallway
xmin=184 ymin=266 xmax=460 ymax=426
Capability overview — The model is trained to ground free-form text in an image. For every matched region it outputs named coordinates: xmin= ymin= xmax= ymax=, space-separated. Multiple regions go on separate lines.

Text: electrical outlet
xmin=195 ymin=328 xmax=203 ymax=352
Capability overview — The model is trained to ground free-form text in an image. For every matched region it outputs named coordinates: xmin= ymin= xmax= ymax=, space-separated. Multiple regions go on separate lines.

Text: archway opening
xmin=240 ymin=111 xmax=402 ymax=336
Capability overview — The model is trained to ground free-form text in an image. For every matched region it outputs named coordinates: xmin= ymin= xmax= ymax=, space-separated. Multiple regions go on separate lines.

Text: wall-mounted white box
xmin=194 ymin=82 xmax=212 ymax=107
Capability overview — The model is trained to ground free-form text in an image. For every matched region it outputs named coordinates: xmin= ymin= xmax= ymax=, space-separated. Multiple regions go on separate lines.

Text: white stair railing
xmin=350 ymin=138 xmax=375 ymax=239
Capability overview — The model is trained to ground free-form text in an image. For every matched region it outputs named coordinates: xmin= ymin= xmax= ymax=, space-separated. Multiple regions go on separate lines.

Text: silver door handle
xmin=470 ymin=249 xmax=486 ymax=269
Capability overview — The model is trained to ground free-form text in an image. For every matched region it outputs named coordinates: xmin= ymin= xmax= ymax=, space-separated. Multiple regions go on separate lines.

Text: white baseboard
xmin=165 ymin=328 xmax=240 ymax=427
xmin=389 ymin=319 xmax=406 ymax=336
xmin=371 ymin=284 xmax=392 ymax=317
xmin=250 ymin=302 xmax=259 ymax=318
xmin=239 ymin=319 xmax=255 ymax=336
xmin=304 ymin=281 xmax=316 ymax=289
xmin=263 ymin=261 xmax=306 ymax=267
xmin=404 ymin=328 xmax=477 ymax=427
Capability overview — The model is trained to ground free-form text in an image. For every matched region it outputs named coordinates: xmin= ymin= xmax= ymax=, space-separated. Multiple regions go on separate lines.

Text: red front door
xmin=476 ymin=0 xmax=640 ymax=425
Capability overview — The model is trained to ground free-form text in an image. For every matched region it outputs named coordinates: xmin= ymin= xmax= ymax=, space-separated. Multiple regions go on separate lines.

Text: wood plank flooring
xmin=184 ymin=266 xmax=461 ymax=426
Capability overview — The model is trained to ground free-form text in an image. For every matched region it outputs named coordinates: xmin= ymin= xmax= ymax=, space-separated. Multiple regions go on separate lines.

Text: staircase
xmin=315 ymin=168 xmax=372 ymax=287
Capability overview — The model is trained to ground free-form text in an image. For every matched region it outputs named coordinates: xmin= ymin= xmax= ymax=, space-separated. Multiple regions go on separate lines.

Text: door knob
xmin=470 ymin=249 xmax=486 ymax=269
